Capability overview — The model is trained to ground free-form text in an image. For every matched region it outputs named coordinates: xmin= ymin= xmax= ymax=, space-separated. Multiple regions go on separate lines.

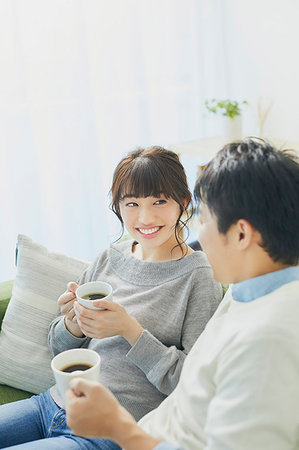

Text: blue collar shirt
xmin=232 ymin=266 xmax=299 ymax=303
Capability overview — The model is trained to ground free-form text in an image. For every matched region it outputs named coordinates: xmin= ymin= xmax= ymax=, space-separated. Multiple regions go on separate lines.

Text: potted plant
xmin=204 ymin=99 xmax=248 ymax=140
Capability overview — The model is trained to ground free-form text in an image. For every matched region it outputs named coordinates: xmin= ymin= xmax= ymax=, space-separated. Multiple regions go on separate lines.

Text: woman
xmin=0 ymin=146 xmax=222 ymax=449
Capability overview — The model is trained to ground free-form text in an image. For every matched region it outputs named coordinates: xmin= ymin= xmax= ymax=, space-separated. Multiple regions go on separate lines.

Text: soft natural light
xmin=0 ymin=0 xmax=226 ymax=280
xmin=1 ymin=0 xmax=299 ymax=281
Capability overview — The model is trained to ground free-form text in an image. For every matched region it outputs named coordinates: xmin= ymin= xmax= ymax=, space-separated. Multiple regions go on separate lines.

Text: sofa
xmin=0 ymin=235 xmax=90 ymax=406
xmin=0 ymin=236 xmax=227 ymax=407
xmin=0 ymin=280 xmax=33 ymax=405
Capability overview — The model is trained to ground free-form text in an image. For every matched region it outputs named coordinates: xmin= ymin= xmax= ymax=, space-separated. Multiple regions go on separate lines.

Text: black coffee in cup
xmin=81 ymin=292 xmax=107 ymax=301
xmin=61 ymin=363 xmax=93 ymax=373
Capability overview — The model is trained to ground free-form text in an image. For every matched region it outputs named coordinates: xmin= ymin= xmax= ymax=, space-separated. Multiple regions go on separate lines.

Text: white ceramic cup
xmin=76 ymin=281 xmax=113 ymax=310
xmin=51 ymin=348 xmax=100 ymax=401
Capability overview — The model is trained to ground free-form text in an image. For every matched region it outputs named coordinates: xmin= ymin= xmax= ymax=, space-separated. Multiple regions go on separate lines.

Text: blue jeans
xmin=0 ymin=389 xmax=121 ymax=449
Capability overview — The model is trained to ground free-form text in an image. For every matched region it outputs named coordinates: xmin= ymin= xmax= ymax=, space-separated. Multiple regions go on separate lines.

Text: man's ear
xmin=234 ymin=219 xmax=257 ymax=250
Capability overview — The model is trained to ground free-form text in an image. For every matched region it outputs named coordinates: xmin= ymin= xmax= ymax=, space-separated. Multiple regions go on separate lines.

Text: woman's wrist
xmin=64 ymin=316 xmax=84 ymax=338
xmin=121 ymin=316 xmax=144 ymax=346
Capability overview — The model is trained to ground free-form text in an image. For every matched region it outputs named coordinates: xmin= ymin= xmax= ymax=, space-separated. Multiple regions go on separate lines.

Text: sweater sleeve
xmin=47 ymin=254 xmax=102 ymax=355
xmin=48 ymin=315 xmax=90 ymax=356
xmin=205 ymin=332 xmax=299 ymax=449
xmin=126 ymin=268 xmax=222 ymax=395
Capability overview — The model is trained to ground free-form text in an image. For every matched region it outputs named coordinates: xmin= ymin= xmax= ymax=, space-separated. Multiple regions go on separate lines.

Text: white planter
xmin=223 ymin=115 xmax=242 ymax=141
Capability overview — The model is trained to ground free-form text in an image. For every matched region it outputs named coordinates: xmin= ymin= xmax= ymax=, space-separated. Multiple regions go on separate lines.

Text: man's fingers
xmin=69 ymin=378 xmax=99 ymax=397
xmin=65 ymin=387 xmax=79 ymax=403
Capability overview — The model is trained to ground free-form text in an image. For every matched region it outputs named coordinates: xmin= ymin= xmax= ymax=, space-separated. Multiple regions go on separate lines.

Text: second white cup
xmin=51 ymin=348 xmax=101 ymax=401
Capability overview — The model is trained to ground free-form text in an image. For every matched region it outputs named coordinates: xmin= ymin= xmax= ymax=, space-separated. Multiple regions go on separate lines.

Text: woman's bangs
xmin=121 ymin=163 xmax=172 ymax=199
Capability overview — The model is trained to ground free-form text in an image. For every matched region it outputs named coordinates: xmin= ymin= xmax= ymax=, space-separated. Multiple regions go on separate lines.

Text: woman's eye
xmin=126 ymin=202 xmax=138 ymax=207
xmin=155 ymin=199 xmax=166 ymax=205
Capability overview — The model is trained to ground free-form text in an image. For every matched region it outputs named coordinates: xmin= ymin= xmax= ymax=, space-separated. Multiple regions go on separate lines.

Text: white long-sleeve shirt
xmin=141 ymin=267 xmax=299 ymax=450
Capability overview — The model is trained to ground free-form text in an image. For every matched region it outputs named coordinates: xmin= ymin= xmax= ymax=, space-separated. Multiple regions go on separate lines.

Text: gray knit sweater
xmin=48 ymin=240 xmax=222 ymax=420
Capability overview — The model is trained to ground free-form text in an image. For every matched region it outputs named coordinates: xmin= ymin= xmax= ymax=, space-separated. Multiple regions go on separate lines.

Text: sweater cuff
xmin=126 ymin=329 xmax=168 ymax=374
xmin=53 ymin=317 xmax=87 ymax=351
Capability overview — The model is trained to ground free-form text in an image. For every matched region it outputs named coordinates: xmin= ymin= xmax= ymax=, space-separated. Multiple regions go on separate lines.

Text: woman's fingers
xmin=67 ymin=281 xmax=79 ymax=293
xmin=61 ymin=300 xmax=76 ymax=316
xmin=92 ymin=299 xmax=117 ymax=310
xmin=73 ymin=301 xmax=97 ymax=320
xmin=58 ymin=291 xmax=75 ymax=307
xmin=58 ymin=282 xmax=79 ymax=315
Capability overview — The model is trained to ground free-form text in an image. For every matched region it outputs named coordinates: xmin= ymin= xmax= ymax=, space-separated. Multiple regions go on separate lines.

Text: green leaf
xmin=204 ymin=98 xmax=248 ymax=118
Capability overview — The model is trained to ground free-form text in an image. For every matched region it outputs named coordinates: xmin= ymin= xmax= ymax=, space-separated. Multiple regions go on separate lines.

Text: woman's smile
xmin=136 ymin=226 xmax=164 ymax=238
xmin=119 ymin=195 xmax=182 ymax=260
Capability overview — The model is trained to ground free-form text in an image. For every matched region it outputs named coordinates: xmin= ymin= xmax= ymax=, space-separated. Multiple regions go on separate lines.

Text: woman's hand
xmin=73 ymin=299 xmax=144 ymax=345
xmin=58 ymin=282 xmax=84 ymax=338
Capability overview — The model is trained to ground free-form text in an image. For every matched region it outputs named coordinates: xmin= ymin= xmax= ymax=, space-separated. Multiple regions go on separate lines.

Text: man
xmin=66 ymin=138 xmax=299 ymax=449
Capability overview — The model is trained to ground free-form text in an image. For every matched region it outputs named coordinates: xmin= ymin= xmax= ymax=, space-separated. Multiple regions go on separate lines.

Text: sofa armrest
xmin=0 ymin=280 xmax=34 ymax=404
xmin=0 ymin=280 xmax=13 ymax=329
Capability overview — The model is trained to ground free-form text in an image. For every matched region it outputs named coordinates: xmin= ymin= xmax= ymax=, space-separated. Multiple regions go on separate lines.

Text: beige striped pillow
xmin=0 ymin=235 xmax=89 ymax=394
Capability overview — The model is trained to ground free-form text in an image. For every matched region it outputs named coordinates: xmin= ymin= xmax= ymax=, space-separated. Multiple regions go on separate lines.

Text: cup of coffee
xmin=76 ymin=281 xmax=113 ymax=310
xmin=51 ymin=348 xmax=100 ymax=401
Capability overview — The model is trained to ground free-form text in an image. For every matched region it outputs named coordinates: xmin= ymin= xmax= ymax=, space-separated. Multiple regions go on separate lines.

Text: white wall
xmin=222 ymin=0 xmax=299 ymax=144
xmin=0 ymin=1 xmax=225 ymax=281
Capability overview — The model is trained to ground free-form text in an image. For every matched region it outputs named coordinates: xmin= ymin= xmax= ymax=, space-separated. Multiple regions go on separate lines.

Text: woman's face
xmin=119 ymin=194 xmax=182 ymax=254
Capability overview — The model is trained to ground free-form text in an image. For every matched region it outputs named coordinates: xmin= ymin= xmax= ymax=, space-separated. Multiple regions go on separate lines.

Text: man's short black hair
xmin=194 ymin=138 xmax=299 ymax=265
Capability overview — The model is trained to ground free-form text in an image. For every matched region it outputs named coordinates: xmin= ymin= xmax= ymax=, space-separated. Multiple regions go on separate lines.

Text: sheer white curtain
xmin=0 ymin=0 xmax=226 ymax=281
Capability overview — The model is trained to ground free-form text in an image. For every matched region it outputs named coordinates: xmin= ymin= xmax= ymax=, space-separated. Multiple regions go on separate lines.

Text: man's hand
xmin=65 ymin=378 xmax=161 ymax=450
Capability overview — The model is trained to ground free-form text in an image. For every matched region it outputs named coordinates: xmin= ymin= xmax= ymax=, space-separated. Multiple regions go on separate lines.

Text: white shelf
xmin=172 ymin=136 xmax=299 ymax=235
xmin=170 ymin=136 xmax=299 ymax=164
